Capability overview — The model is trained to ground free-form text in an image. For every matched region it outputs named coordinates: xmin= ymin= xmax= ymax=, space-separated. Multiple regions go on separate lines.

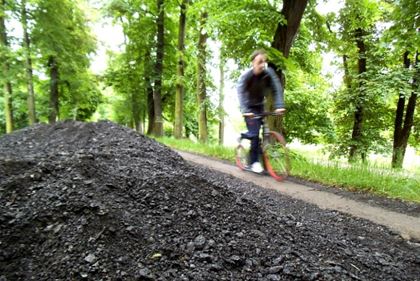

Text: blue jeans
xmin=243 ymin=117 xmax=263 ymax=165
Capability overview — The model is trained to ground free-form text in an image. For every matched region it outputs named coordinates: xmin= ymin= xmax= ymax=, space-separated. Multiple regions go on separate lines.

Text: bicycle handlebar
xmin=244 ymin=111 xmax=285 ymax=119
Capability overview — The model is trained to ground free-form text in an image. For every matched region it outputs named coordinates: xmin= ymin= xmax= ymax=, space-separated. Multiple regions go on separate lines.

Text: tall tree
xmin=348 ymin=26 xmax=368 ymax=162
xmin=146 ymin=50 xmax=155 ymax=135
xmin=174 ymin=0 xmax=188 ymax=138
xmin=32 ymin=0 xmax=97 ymax=123
xmin=271 ymin=0 xmax=309 ymax=62
xmin=197 ymin=11 xmax=208 ymax=143
xmin=47 ymin=55 xmax=59 ymax=123
xmin=152 ymin=0 xmax=165 ymax=136
xmin=20 ymin=0 xmax=36 ymax=125
xmin=392 ymin=51 xmax=418 ymax=167
xmin=388 ymin=0 xmax=419 ymax=168
xmin=331 ymin=0 xmax=383 ymax=162
xmin=104 ymin=0 xmax=179 ymax=135
xmin=0 ymin=0 xmax=13 ymax=132
xmin=218 ymin=50 xmax=225 ymax=145
xmin=104 ymin=0 xmax=157 ymax=133
xmin=269 ymin=0 xmax=308 ymax=132
xmin=122 ymin=14 xmax=142 ymax=132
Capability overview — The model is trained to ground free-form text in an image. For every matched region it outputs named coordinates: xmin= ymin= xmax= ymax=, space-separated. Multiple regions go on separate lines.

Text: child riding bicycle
xmin=237 ymin=49 xmax=286 ymax=173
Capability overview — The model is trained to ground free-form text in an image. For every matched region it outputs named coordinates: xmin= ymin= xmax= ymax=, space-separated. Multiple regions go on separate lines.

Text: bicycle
xmin=235 ymin=112 xmax=290 ymax=181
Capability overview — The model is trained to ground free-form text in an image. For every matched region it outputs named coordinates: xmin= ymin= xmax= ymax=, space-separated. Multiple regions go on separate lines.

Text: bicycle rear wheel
xmin=235 ymin=138 xmax=251 ymax=170
xmin=263 ymin=131 xmax=290 ymax=181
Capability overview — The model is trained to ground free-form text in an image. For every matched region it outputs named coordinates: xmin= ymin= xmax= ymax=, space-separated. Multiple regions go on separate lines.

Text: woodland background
xmin=0 ymin=0 xmax=418 ymax=169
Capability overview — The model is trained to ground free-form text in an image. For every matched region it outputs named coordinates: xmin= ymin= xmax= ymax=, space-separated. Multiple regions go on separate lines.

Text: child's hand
xmin=274 ymin=108 xmax=286 ymax=115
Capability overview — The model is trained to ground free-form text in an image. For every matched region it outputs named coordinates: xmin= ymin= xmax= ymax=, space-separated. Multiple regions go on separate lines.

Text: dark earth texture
xmin=1 ymin=120 xmax=419 ymax=280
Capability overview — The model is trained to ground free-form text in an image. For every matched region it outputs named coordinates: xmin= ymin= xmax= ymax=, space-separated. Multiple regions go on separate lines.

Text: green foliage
xmin=103 ymin=0 xmax=181 ymax=131
xmin=32 ymin=0 xmax=96 ymax=69
xmin=303 ymin=2 xmax=336 ymax=51
xmin=324 ymin=0 xmax=402 ymax=160
xmin=0 ymin=0 xmax=101 ymax=131
xmin=386 ymin=0 xmax=420 ymax=55
xmin=103 ymin=52 xmax=140 ymax=126
xmin=338 ymin=0 xmax=381 ymax=37
xmin=381 ymin=0 xmax=419 ymax=150
xmin=284 ymin=66 xmax=334 ymax=144
xmin=202 ymin=0 xmax=283 ymax=67
xmin=288 ymin=24 xmax=323 ymax=75
xmin=331 ymin=65 xmax=398 ymax=158
xmin=0 ymin=87 xmax=29 ymax=134
xmin=60 ymin=71 xmax=103 ymax=121
xmin=24 ymin=0 xmax=100 ymax=121
xmin=1 ymin=0 xmax=417 ymax=174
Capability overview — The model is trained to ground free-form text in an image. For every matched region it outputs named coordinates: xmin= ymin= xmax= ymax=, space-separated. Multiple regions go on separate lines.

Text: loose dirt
xmin=1 ymin=121 xmax=419 ymax=280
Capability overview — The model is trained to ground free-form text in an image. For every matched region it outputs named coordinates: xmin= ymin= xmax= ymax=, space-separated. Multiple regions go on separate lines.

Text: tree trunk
xmin=21 ymin=0 xmax=36 ymax=125
xmin=142 ymin=108 xmax=146 ymax=134
xmin=48 ymin=56 xmax=59 ymax=124
xmin=147 ymin=88 xmax=154 ymax=135
xmin=174 ymin=0 xmax=188 ymax=139
xmin=153 ymin=0 xmax=164 ymax=137
xmin=218 ymin=53 xmax=225 ymax=146
xmin=349 ymin=28 xmax=367 ymax=162
xmin=269 ymin=0 xmax=308 ymax=132
xmin=342 ymin=55 xmax=351 ymax=88
xmin=132 ymin=89 xmax=142 ymax=133
xmin=271 ymin=0 xmax=309 ymax=58
xmin=2 ymin=68 xmax=13 ymax=133
xmin=1 ymin=0 xmax=13 ymax=133
xmin=144 ymin=48 xmax=154 ymax=135
xmin=197 ymin=12 xmax=208 ymax=143
xmin=392 ymin=50 xmax=418 ymax=168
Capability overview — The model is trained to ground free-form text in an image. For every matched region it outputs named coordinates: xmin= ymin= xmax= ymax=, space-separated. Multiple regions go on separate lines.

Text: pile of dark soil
xmin=1 ymin=120 xmax=419 ymax=280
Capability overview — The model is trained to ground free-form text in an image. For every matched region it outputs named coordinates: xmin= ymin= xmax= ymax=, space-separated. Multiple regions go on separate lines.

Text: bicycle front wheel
xmin=263 ymin=131 xmax=290 ymax=181
xmin=235 ymin=138 xmax=250 ymax=170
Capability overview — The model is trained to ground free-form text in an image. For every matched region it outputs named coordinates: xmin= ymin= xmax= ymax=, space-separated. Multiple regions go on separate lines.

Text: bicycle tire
xmin=263 ymin=131 xmax=290 ymax=181
xmin=235 ymin=139 xmax=250 ymax=170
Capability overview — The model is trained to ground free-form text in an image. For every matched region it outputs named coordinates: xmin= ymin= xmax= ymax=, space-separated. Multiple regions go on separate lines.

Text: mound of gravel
xmin=1 ymin=120 xmax=419 ymax=280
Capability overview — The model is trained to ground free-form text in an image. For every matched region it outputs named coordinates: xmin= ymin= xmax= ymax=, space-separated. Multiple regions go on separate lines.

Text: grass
xmin=291 ymin=158 xmax=419 ymax=202
xmin=156 ymin=137 xmax=420 ymax=203
xmin=157 ymin=136 xmax=234 ymax=161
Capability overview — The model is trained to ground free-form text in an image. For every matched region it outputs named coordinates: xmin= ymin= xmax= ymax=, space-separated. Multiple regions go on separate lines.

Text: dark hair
xmin=250 ymin=49 xmax=267 ymax=61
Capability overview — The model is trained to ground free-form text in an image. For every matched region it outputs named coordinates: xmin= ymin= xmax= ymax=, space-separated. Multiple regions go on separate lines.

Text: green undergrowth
xmin=156 ymin=137 xmax=420 ymax=203
xmin=291 ymin=157 xmax=419 ymax=202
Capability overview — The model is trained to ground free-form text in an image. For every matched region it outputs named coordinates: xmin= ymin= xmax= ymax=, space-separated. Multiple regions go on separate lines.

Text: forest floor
xmin=1 ymin=120 xmax=419 ymax=281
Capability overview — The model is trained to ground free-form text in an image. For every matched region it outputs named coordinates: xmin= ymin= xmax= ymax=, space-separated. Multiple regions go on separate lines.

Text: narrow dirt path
xmin=178 ymin=151 xmax=420 ymax=241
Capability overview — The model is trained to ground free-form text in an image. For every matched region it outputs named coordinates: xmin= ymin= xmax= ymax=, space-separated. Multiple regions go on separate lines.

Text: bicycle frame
xmin=247 ymin=111 xmax=283 ymax=146
xmin=236 ymin=112 xmax=289 ymax=181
